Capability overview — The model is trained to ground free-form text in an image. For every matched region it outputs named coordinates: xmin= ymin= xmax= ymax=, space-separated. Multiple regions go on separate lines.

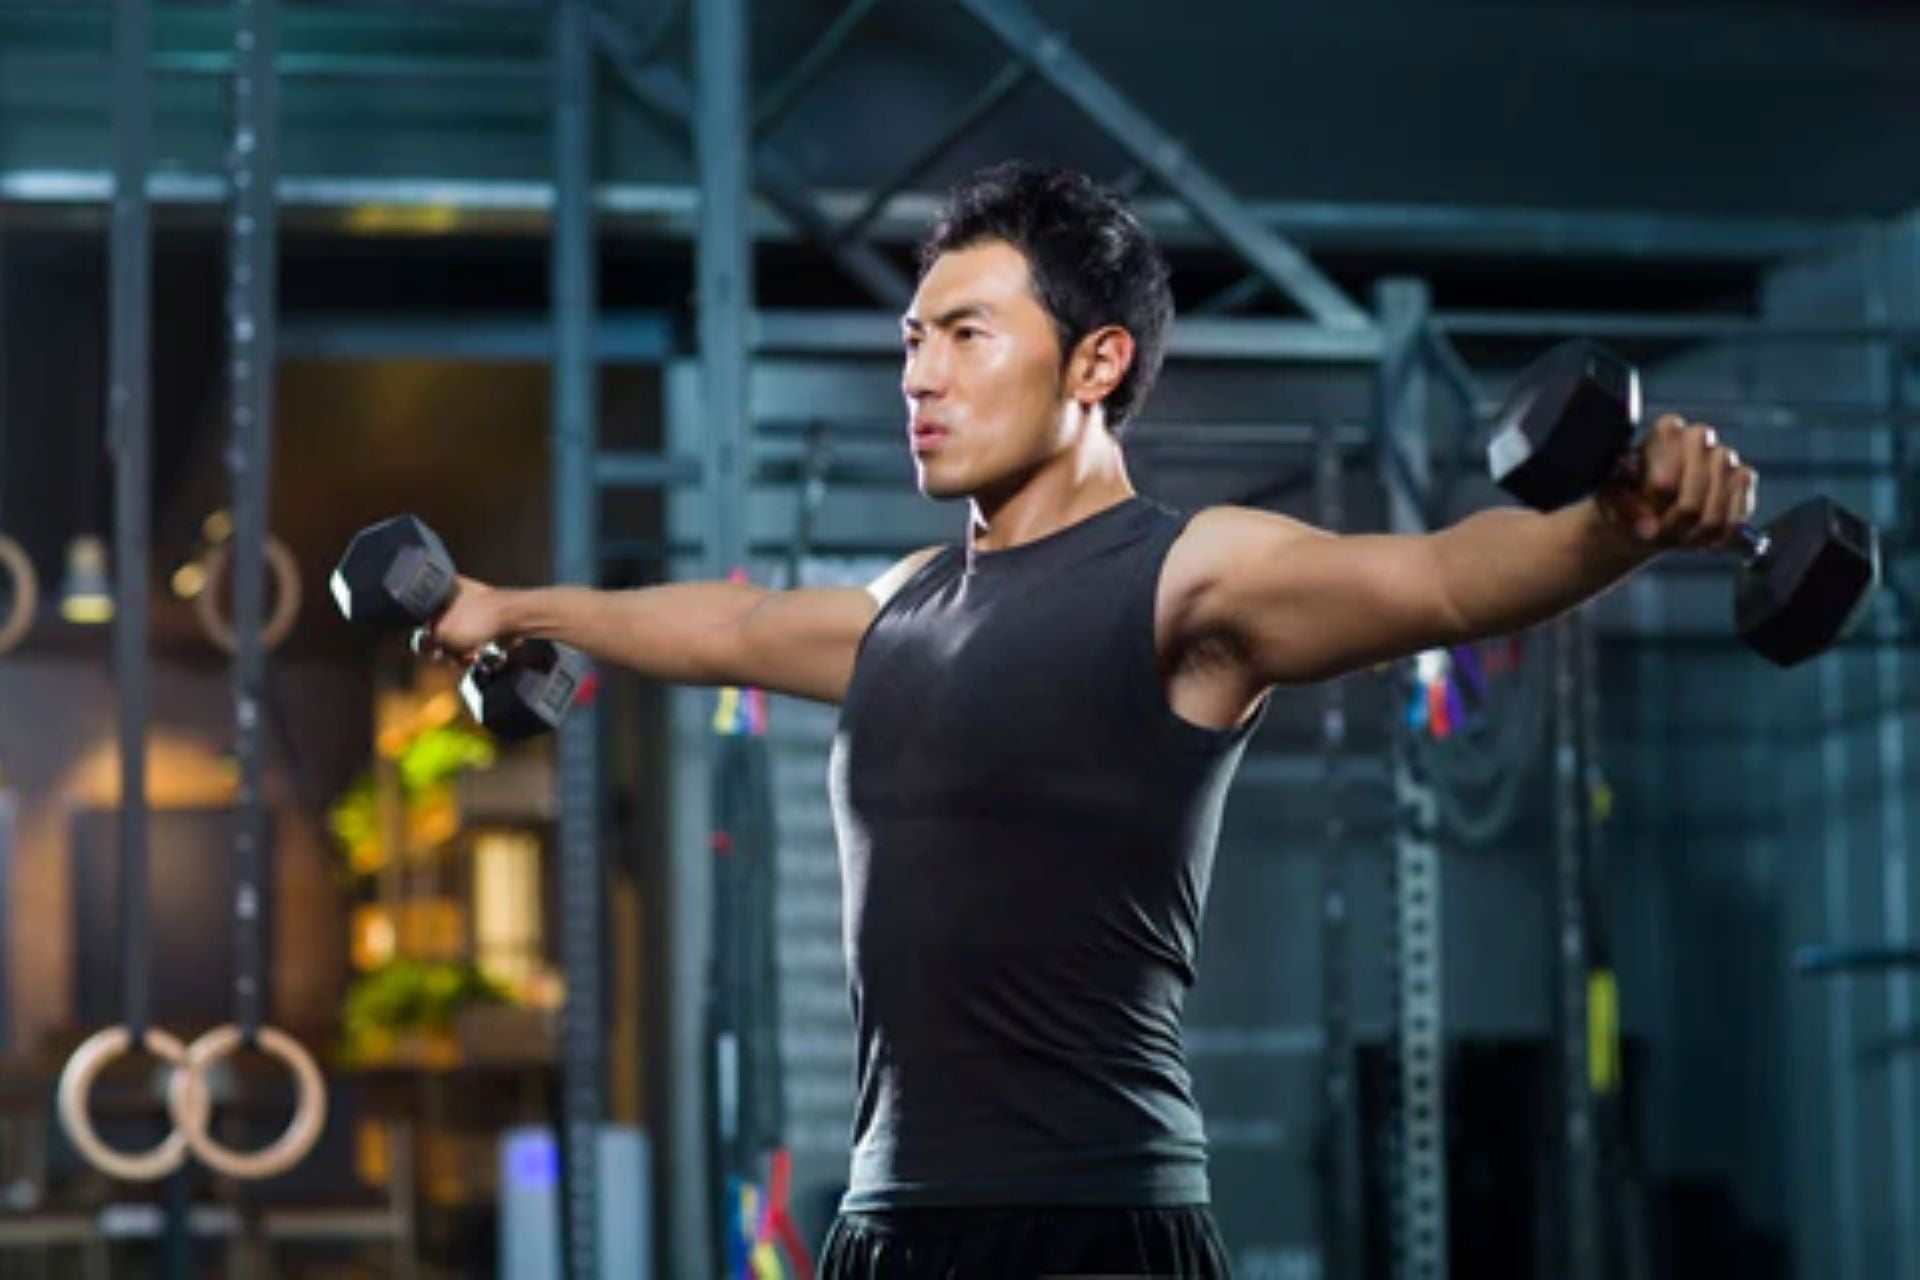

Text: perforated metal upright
xmin=108 ymin=0 xmax=155 ymax=1056
xmin=550 ymin=4 xmax=604 ymax=1277
xmin=1551 ymin=610 xmax=1598 ymax=1280
xmin=693 ymin=0 xmax=755 ymax=1271
xmin=1375 ymin=279 xmax=1448 ymax=1280
xmin=1866 ymin=261 xmax=1919 ymax=1280
xmin=1315 ymin=421 xmax=1364 ymax=1280
xmin=225 ymin=0 xmax=279 ymax=1061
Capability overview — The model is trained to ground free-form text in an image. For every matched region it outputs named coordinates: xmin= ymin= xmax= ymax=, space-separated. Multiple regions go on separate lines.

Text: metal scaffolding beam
xmin=0 ymin=168 xmax=1859 ymax=262
xmin=954 ymin=0 xmax=1372 ymax=330
xmin=833 ymin=61 xmax=1031 ymax=246
xmin=277 ymin=308 xmax=1386 ymax=362
xmin=589 ymin=10 xmax=913 ymax=309
xmin=751 ymin=310 xmax=1386 ymax=361
xmin=752 ymin=0 xmax=882 ymax=140
xmin=1437 ymin=310 xmax=1919 ymax=343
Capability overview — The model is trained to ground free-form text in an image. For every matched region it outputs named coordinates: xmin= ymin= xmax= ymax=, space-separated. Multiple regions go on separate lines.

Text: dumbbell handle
xmin=408 ymin=626 xmax=511 ymax=670
xmin=1610 ymin=450 xmax=1771 ymax=563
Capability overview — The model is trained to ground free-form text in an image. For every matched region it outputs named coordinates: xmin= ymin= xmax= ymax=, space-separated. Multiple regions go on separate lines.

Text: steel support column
xmin=693 ymin=0 xmax=749 ymax=588
xmin=1376 ymin=278 xmax=1447 ymax=1280
xmin=225 ymin=0 xmax=277 ymax=1047
xmin=1551 ymin=611 xmax=1599 ymax=1280
xmin=551 ymin=5 xmax=605 ymax=1278
xmin=108 ymin=0 xmax=154 ymax=1046
xmin=683 ymin=0 xmax=753 ymax=1273
xmin=1867 ymin=317 xmax=1919 ymax=1280
xmin=1315 ymin=421 xmax=1363 ymax=1280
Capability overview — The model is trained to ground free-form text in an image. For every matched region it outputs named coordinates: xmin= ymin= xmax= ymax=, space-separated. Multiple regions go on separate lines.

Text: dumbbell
xmin=330 ymin=515 xmax=584 ymax=741
xmin=1487 ymin=339 xmax=1881 ymax=667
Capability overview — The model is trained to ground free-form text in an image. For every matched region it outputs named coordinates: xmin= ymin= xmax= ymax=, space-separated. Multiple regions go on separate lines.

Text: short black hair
xmin=917 ymin=161 xmax=1173 ymax=437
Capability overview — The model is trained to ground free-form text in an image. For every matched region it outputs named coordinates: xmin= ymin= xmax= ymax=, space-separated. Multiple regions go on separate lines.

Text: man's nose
xmin=903 ymin=345 xmax=946 ymax=401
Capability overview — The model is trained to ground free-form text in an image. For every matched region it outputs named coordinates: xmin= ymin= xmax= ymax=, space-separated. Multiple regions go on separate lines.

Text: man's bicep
xmin=733 ymin=585 xmax=880 ymax=704
xmin=731 ymin=546 xmax=942 ymax=704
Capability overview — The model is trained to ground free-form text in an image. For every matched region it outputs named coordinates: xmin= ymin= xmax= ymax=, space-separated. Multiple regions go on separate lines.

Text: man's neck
xmin=968 ymin=465 xmax=1134 ymax=553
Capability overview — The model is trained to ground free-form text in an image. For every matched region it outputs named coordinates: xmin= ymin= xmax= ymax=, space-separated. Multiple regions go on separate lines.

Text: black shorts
xmin=819 ymin=1203 xmax=1233 ymax=1279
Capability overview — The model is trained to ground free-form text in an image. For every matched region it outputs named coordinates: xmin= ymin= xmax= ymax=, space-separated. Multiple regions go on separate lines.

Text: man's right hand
xmin=415 ymin=576 xmax=511 ymax=666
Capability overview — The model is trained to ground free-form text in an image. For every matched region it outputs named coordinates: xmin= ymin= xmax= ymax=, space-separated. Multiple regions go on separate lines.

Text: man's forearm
xmin=1431 ymin=499 xmax=1658 ymax=642
xmin=490 ymin=580 xmax=767 ymax=684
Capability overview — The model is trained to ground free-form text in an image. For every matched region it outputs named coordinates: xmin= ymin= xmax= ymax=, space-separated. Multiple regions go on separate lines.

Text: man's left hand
xmin=1595 ymin=414 xmax=1758 ymax=551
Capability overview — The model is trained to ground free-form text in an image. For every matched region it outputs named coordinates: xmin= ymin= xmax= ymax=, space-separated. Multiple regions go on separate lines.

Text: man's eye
xmin=902 ymin=337 xmax=922 ymax=354
xmin=956 ymin=327 xmax=981 ymax=342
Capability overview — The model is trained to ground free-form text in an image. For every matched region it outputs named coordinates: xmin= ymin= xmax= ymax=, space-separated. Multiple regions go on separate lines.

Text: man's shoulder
xmin=865 ymin=545 xmax=949 ymax=610
xmin=1165 ymin=505 xmax=1323 ymax=592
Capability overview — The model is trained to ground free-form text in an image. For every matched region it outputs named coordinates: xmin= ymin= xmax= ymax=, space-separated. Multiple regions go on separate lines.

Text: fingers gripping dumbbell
xmin=330 ymin=515 xmax=584 ymax=741
xmin=1487 ymin=339 xmax=1882 ymax=667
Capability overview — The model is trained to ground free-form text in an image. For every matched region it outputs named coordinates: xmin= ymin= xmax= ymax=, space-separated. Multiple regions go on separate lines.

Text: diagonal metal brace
xmin=588 ymin=6 xmax=914 ymax=310
xmin=954 ymin=0 xmax=1372 ymax=332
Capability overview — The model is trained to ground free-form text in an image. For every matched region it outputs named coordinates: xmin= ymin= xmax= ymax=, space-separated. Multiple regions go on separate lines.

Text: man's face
xmin=901 ymin=240 xmax=1071 ymax=502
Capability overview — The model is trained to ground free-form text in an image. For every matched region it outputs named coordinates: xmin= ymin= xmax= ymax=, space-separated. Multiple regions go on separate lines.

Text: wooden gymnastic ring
xmin=193 ymin=536 xmax=302 ymax=655
xmin=0 ymin=535 xmax=38 ymax=655
xmin=166 ymin=1023 xmax=328 ymax=1180
xmin=56 ymin=1026 xmax=207 ymax=1182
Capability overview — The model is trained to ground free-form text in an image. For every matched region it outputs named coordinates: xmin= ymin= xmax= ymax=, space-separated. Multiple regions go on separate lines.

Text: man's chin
xmin=915 ymin=470 xmax=969 ymax=502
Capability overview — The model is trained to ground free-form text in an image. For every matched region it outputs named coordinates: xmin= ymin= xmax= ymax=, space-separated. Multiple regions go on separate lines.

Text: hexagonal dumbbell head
xmin=1735 ymin=497 xmax=1880 ymax=667
xmin=459 ymin=639 xmax=585 ymax=742
xmin=1488 ymin=340 xmax=1642 ymax=511
xmin=330 ymin=515 xmax=458 ymax=630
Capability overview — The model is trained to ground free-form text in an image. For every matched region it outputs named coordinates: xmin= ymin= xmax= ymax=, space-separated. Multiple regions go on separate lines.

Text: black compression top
xmin=828 ymin=495 xmax=1267 ymax=1211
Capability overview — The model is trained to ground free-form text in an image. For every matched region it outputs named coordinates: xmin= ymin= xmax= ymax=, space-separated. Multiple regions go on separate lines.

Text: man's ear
xmin=1069 ymin=325 xmax=1135 ymax=408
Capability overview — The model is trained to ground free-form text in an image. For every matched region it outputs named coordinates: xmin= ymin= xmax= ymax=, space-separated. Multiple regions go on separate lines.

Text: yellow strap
xmin=1588 ymin=969 xmax=1621 ymax=1093
xmin=750 ymin=1241 xmax=785 ymax=1280
xmin=713 ymin=685 xmax=741 ymax=734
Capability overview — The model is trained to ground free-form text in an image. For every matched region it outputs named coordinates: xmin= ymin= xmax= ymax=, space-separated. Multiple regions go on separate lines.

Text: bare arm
xmin=1175 ymin=500 xmax=1653 ymax=686
xmin=1428 ymin=500 xmax=1654 ymax=641
xmin=440 ymin=547 xmax=943 ymax=705
xmin=1179 ymin=416 xmax=1754 ymax=687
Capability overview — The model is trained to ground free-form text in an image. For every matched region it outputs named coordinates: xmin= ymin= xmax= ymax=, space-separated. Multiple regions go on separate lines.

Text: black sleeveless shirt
xmin=827 ymin=496 xmax=1267 ymax=1211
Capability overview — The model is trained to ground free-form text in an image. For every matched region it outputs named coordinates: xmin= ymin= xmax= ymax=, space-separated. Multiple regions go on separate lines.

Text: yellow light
xmin=171 ymin=560 xmax=207 ymax=600
xmin=344 ymin=205 xmax=460 ymax=236
xmin=60 ymin=595 xmax=114 ymax=624
xmin=351 ymin=907 xmax=398 ymax=969
xmin=201 ymin=510 xmax=233 ymax=544
xmin=59 ymin=535 xmax=114 ymax=625
xmin=474 ymin=831 xmax=543 ymax=987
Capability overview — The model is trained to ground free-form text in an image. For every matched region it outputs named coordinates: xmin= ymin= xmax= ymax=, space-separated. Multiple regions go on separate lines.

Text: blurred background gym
xmin=0 ymin=0 xmax=1917 ymax=1276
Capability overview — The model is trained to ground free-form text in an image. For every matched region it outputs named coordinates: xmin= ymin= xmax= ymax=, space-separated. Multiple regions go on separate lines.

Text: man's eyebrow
xmin=901 ymin=303 xmax=996 ymax=331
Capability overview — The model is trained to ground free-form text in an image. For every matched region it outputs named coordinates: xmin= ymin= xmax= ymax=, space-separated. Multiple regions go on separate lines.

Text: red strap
xmin=765 ymin=1150 xmax=814 ymax=1280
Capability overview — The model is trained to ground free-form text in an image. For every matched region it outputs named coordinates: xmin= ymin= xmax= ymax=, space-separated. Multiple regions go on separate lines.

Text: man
xmin=423 ymin=162 xmax=1753 ymax=1277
